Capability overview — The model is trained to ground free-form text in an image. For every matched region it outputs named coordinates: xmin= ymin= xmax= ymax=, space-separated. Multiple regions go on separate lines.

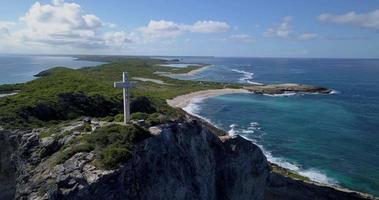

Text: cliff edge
xmin=0 ymin=115 xmax=375 ymax=200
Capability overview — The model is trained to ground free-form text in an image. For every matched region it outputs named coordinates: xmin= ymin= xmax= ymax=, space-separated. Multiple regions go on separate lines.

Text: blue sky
xmin=0 ymin=0 xmax=378 ymax=58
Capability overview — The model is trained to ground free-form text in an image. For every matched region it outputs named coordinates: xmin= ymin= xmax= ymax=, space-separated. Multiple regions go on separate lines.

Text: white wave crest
xmin=227 ymin=121 xmax=338 ymax=186
xmin=231 ymin=69 xmax=263 ymax=85
xmin=263 ymin=92 xmax=298 ymax=97
xmin=228 ymin=124 xmax=238 ymax=136
xmin=182 ymin=97 xmax=219 ymax=128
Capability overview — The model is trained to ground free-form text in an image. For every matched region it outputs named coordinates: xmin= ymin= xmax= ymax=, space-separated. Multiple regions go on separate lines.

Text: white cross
xmin=114 ymin=72 xmax=136 ymax=124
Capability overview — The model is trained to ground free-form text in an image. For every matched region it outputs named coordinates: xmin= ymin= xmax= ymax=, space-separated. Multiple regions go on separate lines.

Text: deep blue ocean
xmin=169 ymin=57 xmax=379 ymax=196
xmin=0 ymin=55 xmax=378 ymax=196
xmin=0 ymin=55 xmax=104 ymax=85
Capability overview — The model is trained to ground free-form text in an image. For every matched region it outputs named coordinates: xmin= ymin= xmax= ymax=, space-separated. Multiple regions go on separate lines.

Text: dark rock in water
xmin=244 ymin=83 xmax=332 ymax=95
xmin=1 ymin=115 xmax=375 ymax=199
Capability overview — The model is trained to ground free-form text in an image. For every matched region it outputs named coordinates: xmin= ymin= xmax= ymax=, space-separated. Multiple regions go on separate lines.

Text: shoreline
xmin=183 ymin=64 xmax=212 ymax=75
xmin=166 ymin=88 xmax=377 ymax=199
xmin=155 ymin=64 xmax=212 ymax=77
xmin=167 ymin=88 xmax=249 ymax=108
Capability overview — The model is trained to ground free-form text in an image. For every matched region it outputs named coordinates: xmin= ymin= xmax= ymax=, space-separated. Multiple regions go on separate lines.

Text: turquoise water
xmin=0 ymin=55 xmax=105 ymax=84
xmin=1 ymin=56 xmax=378 ymax=195
xmin=177 ymin=57 xmax=379 ymax=196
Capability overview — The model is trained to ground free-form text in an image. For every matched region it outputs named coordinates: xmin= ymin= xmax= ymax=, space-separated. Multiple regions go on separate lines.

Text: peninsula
xmin=0 ymin=57 xmax=374 ymax=200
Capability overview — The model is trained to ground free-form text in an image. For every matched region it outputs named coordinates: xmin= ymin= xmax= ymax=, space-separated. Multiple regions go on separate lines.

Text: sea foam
xmin=227 ymin=122 xmax=338 ymax=186
xmin=183 ymin=97 xmax=219 ymax=128
xmin=184 ymin=98 xmax=338 ymax=186
xmin=231 ymin=69 xmax=263 ymax=85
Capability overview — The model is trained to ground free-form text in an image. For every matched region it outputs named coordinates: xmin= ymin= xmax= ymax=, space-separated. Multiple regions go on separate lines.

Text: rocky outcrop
xmin=244 ymin=83 xmax=332 ymax=95
xmin=265 ymin=171 xmax=373 ymax=200
xmin=0 ymin=130 xmax=18 ymax=200
xmin=3 ymin=115 xmax=376 ymax=199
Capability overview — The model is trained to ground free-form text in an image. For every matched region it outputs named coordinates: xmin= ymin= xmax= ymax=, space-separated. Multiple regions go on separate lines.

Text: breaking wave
xmin=227 ymin=122 xmax=338 ymax=186
xmin=231 ymin=69 xmax=263 ymax=85
xmin=183 ymin=97 xmax=220 ymax=128
xmin=183 ymin=97 xmax=338 ymax=186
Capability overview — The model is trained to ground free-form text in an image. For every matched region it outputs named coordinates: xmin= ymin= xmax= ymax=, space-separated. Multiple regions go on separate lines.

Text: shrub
xmin=56 ymin=143 xmax=94 ymax=164
xmin=131 ymin=112 xmax=149 ymax=120
xmin=100 ymin=146 xmax=131 ymax=169
xmin=72 ymin=124 xmax=92 ymax=132
xmin=78 ymin=124 xmax=152 ymax=169
xmin=114 ymin=114 xmax=124 ymax=122
xmin=130 ymin=96 xmax=156 ymax=114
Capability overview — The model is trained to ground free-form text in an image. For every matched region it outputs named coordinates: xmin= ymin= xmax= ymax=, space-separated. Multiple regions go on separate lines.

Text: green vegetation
xmin=0 ymin=83 xmax=23 ymax=93
xmin=271 ymin=164 xmax=311 ymax=182
xmin=55 ymin=124 xmax=152 ymax=169
xmin=0 ymin=57 xmax=242 ymax=169
xmin=0 ymin=58 xmax=238 ymax=129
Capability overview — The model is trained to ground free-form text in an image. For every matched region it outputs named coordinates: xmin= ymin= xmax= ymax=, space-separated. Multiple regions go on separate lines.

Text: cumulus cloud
xmin=138 ymin=20 xmax=183 ymax=39
xmin=264 ymin=16 xmax=293 ymax=38
xmin=4 ymin=0 xmax=131 ymax=50
xmin=318 ymin=10 xmax=379 ymax=29
xmin=104 ymin=31 xmax=132 ymax=47
xmin=264 ymin=16 xmax=318 ymax=41
xmin=188 ymin=21 xmax=230 ymax=33
xmin=297 ymin=33 xmax=318 ymax=40
xmin=138 ymin=20 xmax=230 ymax=40
xmin=231 ymin=34 xmax=254 ymax=43
xmin=0 ymin=21 xmax=15 ymax=36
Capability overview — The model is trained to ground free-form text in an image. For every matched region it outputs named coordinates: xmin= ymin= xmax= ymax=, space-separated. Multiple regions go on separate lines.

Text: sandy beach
xmin=184 ymin=64 xmax=212 ymax=76
xmin=167 ymin=88 xmax=250 ymax=108
xmin=132 ymin=77 xmax=169 ymax=85
xmin=155 ymin=64 xmax=213 ymax=77
xmin=0 ymin=92 xmax=18 ymax=98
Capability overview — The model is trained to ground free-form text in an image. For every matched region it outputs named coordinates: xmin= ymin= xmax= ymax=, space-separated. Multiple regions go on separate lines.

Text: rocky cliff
xmin=0 ymin=115 xmax=375 ymax=200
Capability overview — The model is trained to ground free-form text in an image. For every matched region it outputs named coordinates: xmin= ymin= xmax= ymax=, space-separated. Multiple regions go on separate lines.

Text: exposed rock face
xmin=3 ymin=115 xmax=376 ymax=199
xmin=0 ymin=130 xmax=18 ymax=200
xmin=265 ymin=172 xmax=372 ymax=200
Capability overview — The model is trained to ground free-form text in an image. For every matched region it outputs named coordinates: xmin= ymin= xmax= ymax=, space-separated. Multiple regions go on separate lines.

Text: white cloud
xmin=318 ymin=10 xmax=379 ymax=29
xmin=138 ymin=20 xmax=230 ymax=40
xmin=264 ymin=16 xmax=293 ymax=38
xmin=138 ymin=20 xmax=183 ymax=39
xmin=0 ymin=21 xmax=15 ymax=36
xmin=2 ymin=0 xmax=131 ymax=51
xmin=297 ymin=33 xmax=318 ymax=40
xmin=188 ymin=20 xmax=230 ymax=33
xmin=231 ymin=34 xmax=254 ymax=43
xmin=104 ymin=31 xmax=132 ymax=47
xmin=264 ymin=16 xmax=318 ymax=41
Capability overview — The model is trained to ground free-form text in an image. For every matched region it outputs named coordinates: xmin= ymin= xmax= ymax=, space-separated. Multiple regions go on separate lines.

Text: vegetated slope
xmin=0 ymin=58 xmax=231 ymax=129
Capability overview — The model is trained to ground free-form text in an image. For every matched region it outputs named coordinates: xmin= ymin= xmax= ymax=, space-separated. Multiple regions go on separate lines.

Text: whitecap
xmin=182 ymin=97 xmax=220 ymax=128
xmin=227 ymin=121 xmax=338 ymax=186
xmin=263 ymin=92 xmax=298 ymax=97
xmin=228 ymin=124 xmax=238 ymax=136
xmin=231 ymin=69 xmax=263 ymax=85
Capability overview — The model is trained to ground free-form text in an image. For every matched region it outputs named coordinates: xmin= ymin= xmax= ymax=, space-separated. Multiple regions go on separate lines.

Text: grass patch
xmin=55 ymin=124 xmax=152 ymax=169
xmin=271 ymin=163 xmax=311 ymax=182
xmin=56 ymin=143 xmax=95 ymax=164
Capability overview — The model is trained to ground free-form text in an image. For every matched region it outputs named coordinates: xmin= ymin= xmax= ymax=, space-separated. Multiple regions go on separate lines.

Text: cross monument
xmin=114 ymin=72 xmax=136 ymax=124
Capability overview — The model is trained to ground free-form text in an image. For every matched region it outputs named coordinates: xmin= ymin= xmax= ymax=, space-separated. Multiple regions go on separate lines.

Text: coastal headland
xmin=0 ymin=56 xmax=375 ymax=199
